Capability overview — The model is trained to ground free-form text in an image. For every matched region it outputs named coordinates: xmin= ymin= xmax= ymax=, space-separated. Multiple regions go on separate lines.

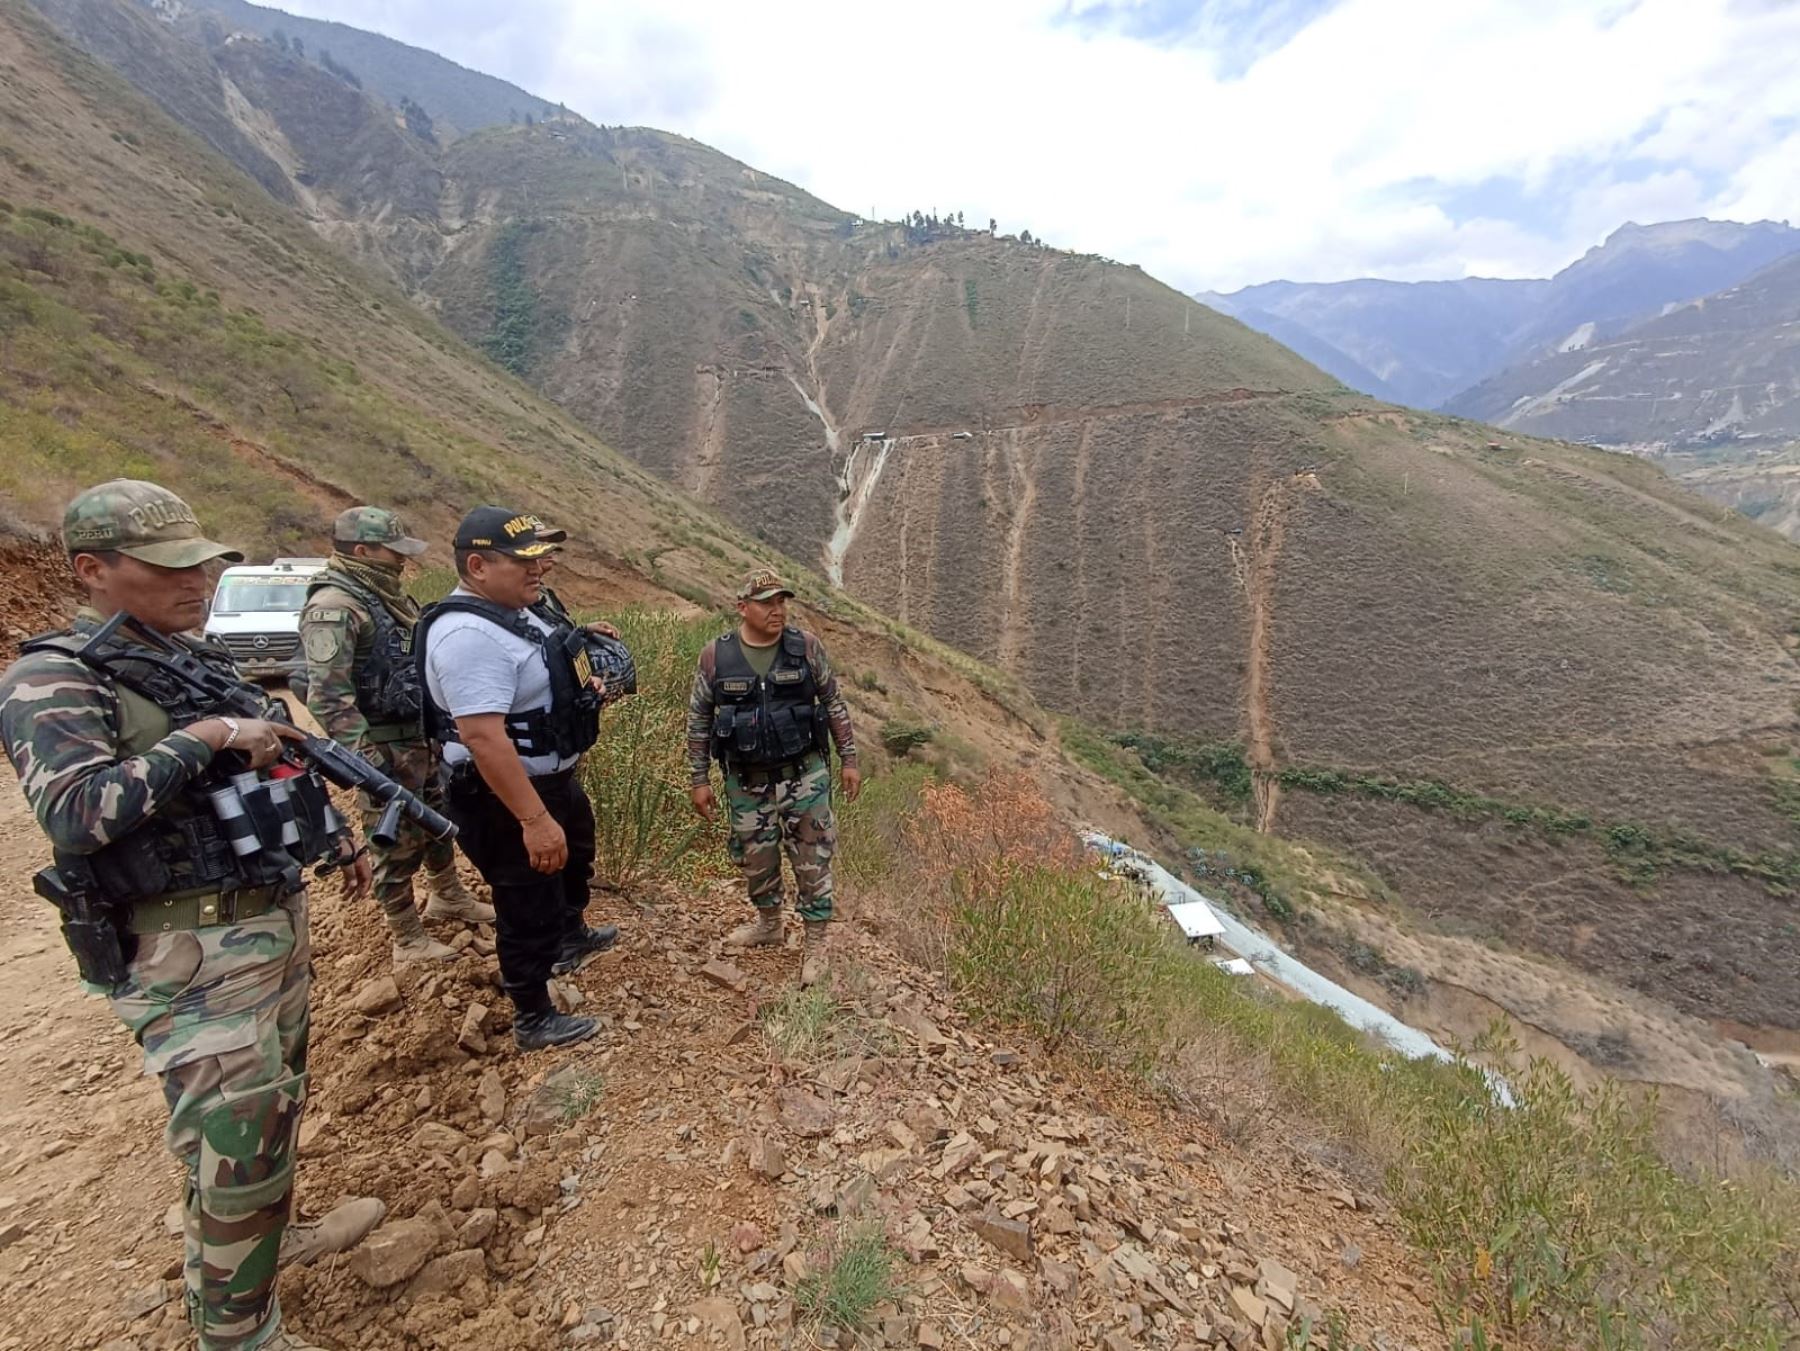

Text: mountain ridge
xmin=1200 ymin=217 xmax=1800 ymax=412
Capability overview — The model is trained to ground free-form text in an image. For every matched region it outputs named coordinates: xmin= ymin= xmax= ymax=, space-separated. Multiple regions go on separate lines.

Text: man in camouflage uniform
xmin=301 ymin=506 xmax=493 ymax=966
xmin=688 ymin=569 xmax=860 ymax=986
xmin=0 ymin=481 xmax=383 ymax=1351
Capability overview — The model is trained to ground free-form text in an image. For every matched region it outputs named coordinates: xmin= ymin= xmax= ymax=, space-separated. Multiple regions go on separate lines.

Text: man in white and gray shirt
xmin=418 ymin=507 xmax=620 ymax=1051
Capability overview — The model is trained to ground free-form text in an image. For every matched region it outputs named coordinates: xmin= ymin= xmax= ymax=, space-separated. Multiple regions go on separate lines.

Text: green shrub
xmin=946 ymin=862 xmax=1174 ymax=1063
xmin=878 ymin=717 xmax=935 ymax=756
xmin=1393 ymin=1029 xmax=1800 ymax=1348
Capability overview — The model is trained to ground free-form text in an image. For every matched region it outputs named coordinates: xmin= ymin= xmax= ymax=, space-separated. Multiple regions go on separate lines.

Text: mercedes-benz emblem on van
xmin=253 ymin=635 xmax=270 ymax=650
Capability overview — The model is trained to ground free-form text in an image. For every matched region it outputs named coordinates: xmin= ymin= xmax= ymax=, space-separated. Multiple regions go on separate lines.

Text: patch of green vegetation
xmin=480 ymin=219 xmax=561 ymax=376
xmin=962 ymin=277 xmax=978 ymax=328
xmin=1060 ymin=720 xmax=1386 ymax=922
xmin=406 ymin=566 xmax=457 ymax=605
xmin=759 ymin=985 xmax=890 ymax=1066
xmin=1107 ymin=726 xmax=1800 ymax=897
xmin=1283 ymin=762 xmax=1800 ymax=894
xmin=0 ymin=202 xmax=504 ymax=552
xmin=836 ymin=761 xmax=931 ymax=891
xmin=548 ymin=1068 xmax=604 ymax=1121
xmin=1111 ymin=730 xmax=1254 ymax=806
xmin=1275 ymin=765 xmax=1591 ymax=836
xmin=794 ymin=1224 xmax=902 ymax=1332
xmin=878 ymin=717 xmax=935 ymax=757
xmin=1338 ymin=935 xmax=1426 ymax=999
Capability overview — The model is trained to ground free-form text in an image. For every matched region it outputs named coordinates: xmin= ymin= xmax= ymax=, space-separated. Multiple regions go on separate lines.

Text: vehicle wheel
xmin=286 ymin=670 xmax=310 ymax=704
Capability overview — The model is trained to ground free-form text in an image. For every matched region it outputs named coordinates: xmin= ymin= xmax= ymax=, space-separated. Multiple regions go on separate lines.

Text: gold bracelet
xmin=518 ymin=808 xmax=549 ymax=826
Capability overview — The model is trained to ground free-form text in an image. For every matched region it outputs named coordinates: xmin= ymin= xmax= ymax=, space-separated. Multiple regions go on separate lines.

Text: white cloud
xmin=270 ymin=0 xmax=1800 ymax=291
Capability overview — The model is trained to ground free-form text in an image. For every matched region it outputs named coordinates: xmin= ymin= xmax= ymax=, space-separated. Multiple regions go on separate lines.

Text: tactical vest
xmin=17 ymin=628 xmax=339 ymax=903
xmin=306 ymin=568 xmax=422 ymax=727
xmin=415 ymin=594 xmax=601 ymax=762
xmin=709 ymin=628 xmax=830 ymax=769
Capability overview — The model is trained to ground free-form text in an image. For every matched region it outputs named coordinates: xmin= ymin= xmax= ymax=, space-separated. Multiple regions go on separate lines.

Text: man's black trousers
xmin=444 ymin=765 xmax=595 ymax=1015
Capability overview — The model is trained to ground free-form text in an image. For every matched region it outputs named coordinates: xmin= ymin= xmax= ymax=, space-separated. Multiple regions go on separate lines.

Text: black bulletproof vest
xmin=306 ymin=568 xmax=421 ymax=725
xmin=708 ymin=628 xmax=830 ymax=769
xmin=415 ymin=594 xmax=600 ymax=761
xmin=18 ymin=629 xmax=338 ymax=901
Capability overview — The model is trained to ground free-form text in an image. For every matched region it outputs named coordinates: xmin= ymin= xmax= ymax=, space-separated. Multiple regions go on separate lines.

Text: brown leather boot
xmin=727 ymin=907 xmax=784 ymax=948
xmin=279 ymin=1196 xmax=386 ymax=1268
xmin=800 ymin=920 xmax=831 ymax=988
xmin=422 ymin=865 xmax=495 ymax=924
xmin=389 ymin=904 xmax=458 ymax=965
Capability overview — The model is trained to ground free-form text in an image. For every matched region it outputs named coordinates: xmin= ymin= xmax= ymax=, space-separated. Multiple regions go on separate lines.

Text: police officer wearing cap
xmin=416 ymin=507 xmax=621 ymax=1051
xmin=301 ymin=506 xmax=494 ymax=968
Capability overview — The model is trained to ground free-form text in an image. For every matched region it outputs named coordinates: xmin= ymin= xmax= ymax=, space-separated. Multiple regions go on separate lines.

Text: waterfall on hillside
xmin=824 ymin=435 xmax=895 ymax=588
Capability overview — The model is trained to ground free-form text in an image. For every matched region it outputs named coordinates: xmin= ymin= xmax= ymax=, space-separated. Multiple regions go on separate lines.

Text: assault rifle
xmin=77 ymin=611 xmax=457 ymax=848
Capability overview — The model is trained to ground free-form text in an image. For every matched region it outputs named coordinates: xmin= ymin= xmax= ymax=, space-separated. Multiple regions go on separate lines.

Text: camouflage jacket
xmin=686 ymin=628 xmax=857 ymax=785
xmin=0 ymin=612 xmax=216 ymax=855
xmin=300 ymin=564 xmax=421 ymax=752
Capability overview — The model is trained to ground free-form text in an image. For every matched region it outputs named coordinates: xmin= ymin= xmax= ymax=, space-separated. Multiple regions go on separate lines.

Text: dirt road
xmin=0 ymin=762 xmax=181 ymax=1351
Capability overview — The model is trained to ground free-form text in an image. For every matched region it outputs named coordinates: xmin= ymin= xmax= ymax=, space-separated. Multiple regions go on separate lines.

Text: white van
xmin=203 ymin=557 xmax=327 ymax=688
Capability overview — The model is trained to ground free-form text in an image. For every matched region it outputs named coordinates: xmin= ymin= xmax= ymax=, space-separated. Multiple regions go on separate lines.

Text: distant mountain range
xmin=1198 ymin=219 xmax=1800 ymax=415
xmin=1201 ymin=218 xmax=1800 ymax=539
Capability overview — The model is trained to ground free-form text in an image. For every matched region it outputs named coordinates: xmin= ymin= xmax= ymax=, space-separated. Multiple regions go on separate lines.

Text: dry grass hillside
xmin=17 ymin=0 xmax=1800 ymax=1039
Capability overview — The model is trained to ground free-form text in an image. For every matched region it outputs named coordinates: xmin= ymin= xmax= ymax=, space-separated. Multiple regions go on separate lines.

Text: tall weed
xmin=579 ymin=607 xmax=729 ymax=888
xmin=835 ymin=760 xmax=931 ymax=891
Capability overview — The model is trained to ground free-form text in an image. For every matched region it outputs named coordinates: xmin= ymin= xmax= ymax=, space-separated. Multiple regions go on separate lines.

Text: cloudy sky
xmin=270 ymin=0 xmax=1800 ymax=293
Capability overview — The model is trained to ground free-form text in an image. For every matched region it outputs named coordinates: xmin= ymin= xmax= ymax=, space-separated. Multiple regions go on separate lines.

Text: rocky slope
xmin=0 ymin=756 xmax=1444 ymax=1351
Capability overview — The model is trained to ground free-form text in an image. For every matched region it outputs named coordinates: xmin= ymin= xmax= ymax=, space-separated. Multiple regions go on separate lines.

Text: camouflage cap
xmin=333 ymin=505 xmax=428 ymax=557
xmin=61 ymin=479 xmax=243 ymax=568
xmin=737 ymin=567 xmax=795 ymax=602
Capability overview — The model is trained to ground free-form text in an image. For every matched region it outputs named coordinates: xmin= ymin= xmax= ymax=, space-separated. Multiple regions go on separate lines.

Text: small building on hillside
xmin=1166 ymin=899 xmax=1224 ymax=949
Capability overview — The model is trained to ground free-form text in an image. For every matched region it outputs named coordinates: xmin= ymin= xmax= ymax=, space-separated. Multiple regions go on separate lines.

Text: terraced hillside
xmin=15 ymin=0 xmax=1800 ymax=1042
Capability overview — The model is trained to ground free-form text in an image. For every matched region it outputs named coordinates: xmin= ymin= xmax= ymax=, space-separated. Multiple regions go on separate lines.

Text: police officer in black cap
xmin=417 ymin=507 xmax=621 ymax=1050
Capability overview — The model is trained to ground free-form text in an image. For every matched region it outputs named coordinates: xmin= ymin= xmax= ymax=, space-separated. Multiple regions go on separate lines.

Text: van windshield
xmin=213 ymin=581 xmax=308 ymax=614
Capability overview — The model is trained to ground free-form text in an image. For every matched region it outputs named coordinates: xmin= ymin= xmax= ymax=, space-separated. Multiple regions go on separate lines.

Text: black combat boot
xmin=551 ymin=922 xmax=619 ymax=975
xmin=514 ymin=1009 xmax=599 ymax=1051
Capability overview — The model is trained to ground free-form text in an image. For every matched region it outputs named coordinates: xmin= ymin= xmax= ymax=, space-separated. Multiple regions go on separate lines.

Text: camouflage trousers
xmin=724 ymin=754 xmax=837 ymax=923
xmin=108 ymin=892 xmax=311 ymax=1350
xmin=359 ymin=736 xmax=457 ymax=919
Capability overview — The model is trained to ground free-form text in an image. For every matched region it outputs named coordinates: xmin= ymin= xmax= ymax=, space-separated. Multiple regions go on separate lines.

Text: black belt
xmin=450 ymin=763 xmax=576 ymax=797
